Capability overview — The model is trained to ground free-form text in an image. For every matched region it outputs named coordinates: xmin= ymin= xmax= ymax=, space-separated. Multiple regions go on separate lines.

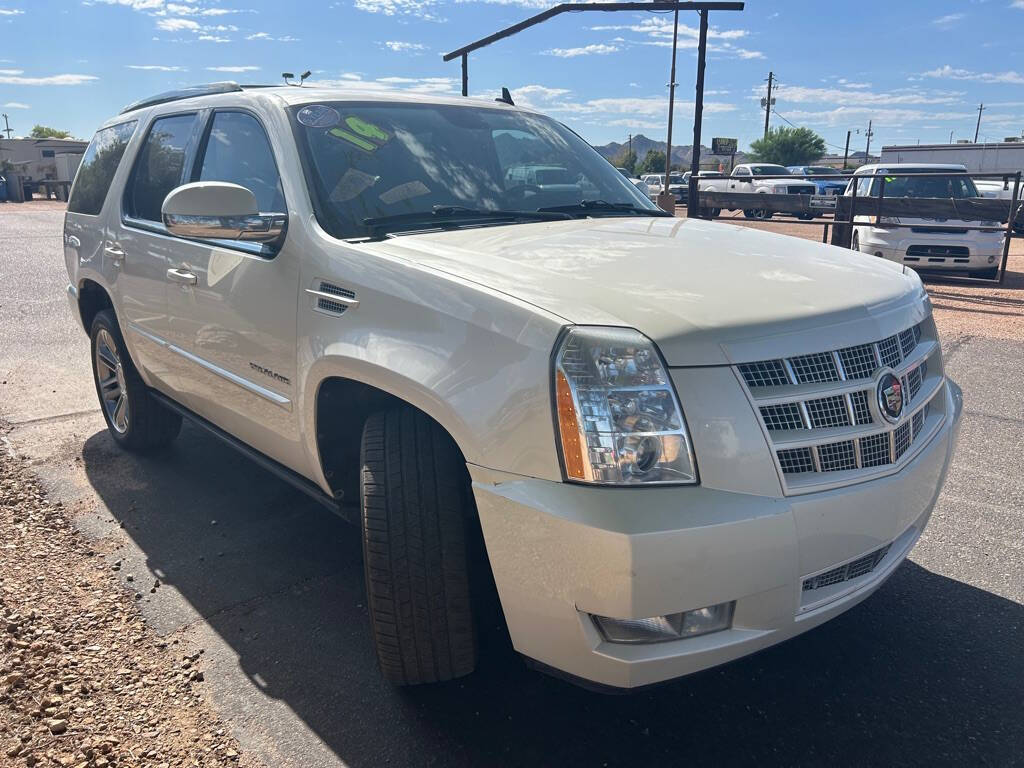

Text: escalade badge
xmin=877 ymin=373 xmax=904 ymax=423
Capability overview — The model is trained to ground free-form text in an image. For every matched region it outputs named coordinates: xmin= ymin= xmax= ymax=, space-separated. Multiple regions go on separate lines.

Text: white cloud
xmin=932 ymin=12 xmax=965 ymax=25
xmin=546 ymin=44 xmax=619 ymax=58
xmin=1013 ymin=0 xmax=1024 ymax=8
xmin=311 ymin=73 xmax=458 ymax=94
xmin=3 ymin=101 xmax=30 ymax=109
xmin=246 ymin=31 xmax=299 ymax=41
xmin=0 ymin=8 xmax=25 ymax=15
xmin=920 ymin=64 xmax=1024 ymax=84
xmin=198 ymin=34 xmax=230 ymax=42
xmin=126 ymin=64 xmax=186 ymax=71
xmin=156 ymin=16 xmax=199 ymax=31
xmin=206 ymin=65 xmax=259 ymax=72
xmin=353 ymin=0 xmax=441 ymax=20
xmin=783 ymin=106 xmax=977 ymax=128
xmin=0 ymin=72 xmax=98 ymax=85
xmin=383 ymin=40 xmax=427 ymax=52
xmin=88 ymin=0 xmax=165 ymax=8
xmin=772 ymin=83 xmax=962 ymax=106
xmin=0 ymin=67 xmax=23 ymax=75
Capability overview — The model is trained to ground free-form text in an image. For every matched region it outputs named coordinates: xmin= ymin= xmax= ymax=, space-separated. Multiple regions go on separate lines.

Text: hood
xmin=365 ymin=217 xmax=924 ymax=366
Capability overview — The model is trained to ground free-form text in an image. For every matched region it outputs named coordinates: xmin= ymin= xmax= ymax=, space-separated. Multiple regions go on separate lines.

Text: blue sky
xmin=2 ymin=0 xmax=1024 ymax=152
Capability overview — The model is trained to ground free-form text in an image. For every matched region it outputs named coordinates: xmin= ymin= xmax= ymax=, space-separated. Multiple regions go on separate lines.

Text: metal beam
xmin=686 ymin=9 xmax=709 ymax=217
xmin=442 ymin=2 xmax=744 ymax=61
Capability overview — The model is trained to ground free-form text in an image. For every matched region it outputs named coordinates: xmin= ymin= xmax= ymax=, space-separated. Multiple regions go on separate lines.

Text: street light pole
xmin=974 ymin=103 xmax=985 ymax=143
xmin=842 ymin=129 xmax=851 ymax=170
xmin=658 ymin=5 xmax=681 ymax=213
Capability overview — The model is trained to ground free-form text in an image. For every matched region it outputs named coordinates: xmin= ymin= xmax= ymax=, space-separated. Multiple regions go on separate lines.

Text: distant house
xmin=0 ymin=137 xmax=89 ymax=183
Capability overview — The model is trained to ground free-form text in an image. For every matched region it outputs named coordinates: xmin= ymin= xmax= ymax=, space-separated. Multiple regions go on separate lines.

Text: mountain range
xmin=592 ymin=134 xmax=748 ymax=169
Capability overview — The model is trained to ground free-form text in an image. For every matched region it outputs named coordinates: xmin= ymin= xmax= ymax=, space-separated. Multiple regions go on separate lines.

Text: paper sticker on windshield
xmin=297 ymin=105 xmax=340 ymax=128
xmin=330 ymin=169 xmax=378 ymax=203
xmin=345 ymin=116 xmax=389 ymax=142
xmin=379 ymin=181 xmax=430 ymax=205
xmin=328 ymin=127 xmax=377 ymax=152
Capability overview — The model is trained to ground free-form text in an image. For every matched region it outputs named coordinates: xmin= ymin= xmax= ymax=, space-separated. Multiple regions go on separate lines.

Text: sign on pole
xmin=711 ymin=137 xmax=737 ymax=155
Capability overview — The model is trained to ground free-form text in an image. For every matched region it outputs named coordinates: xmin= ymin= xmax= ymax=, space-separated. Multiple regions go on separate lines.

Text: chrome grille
xmin=760 ymin=403 xmax=803 ymax=431
xmin=738 ymin=359 xmax=789 ymax=388
xmin=789 ymin=352 xmax=839 ymax=384
xmin=850 ymin=391 xmax=873 ymax=425
xmin=817 ymin=440 xmax=857 ymax=472
xmin=803 ymin=543 xmax=891 ymax=591
xmin=778 ymin=447 xmax=815 ymax=474
xmin=838 ymin=344 xmax=877 ymax=380
xmin=738 ymin=320 xmax=943 ymax=493
xmin=805 ymin=395 xmax=850 ymax=429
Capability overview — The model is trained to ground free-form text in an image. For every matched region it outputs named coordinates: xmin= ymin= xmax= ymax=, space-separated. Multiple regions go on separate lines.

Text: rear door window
xmin=196 ymin=111 xmax=284 ymax=212
xmin=67 ymin=121 xmax=137 ymax=216
xmin=126 ymin=113 xmax=198 ymax=222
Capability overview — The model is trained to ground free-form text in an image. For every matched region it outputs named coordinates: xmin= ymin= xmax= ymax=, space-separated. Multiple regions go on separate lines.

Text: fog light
xmin=593 ymin=602 xmax=735 ymax=644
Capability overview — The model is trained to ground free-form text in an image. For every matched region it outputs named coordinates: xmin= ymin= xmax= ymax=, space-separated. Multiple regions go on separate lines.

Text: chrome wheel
xmin=95 ymin=329 xmax=129 ymax=434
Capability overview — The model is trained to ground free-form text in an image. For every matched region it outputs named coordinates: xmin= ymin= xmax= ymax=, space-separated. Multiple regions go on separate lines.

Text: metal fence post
xmin=998 ymin=170 xmax=1021 ymax=285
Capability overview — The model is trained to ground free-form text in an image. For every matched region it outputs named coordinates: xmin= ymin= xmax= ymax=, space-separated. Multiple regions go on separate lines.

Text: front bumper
xmin=471 ymin=379 xmax=962 ymax=690
xmin=857 ymin=227 xmax=1003 ymax=270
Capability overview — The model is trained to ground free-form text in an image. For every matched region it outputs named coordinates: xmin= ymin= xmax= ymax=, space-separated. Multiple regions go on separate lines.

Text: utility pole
xmin=1 ymin=113 xmax=12 ymax=140
xmin=762 ymin=71 xmax=774 ymax=139
xmin=658 ymin=5 xmax=681 ymax=213
xmin=628 ymin=132 xmax=632 ymax=171
xmin=687 ymin=9 xmax=709 ymax=217
xmin=842 ymin=129 xmax=851 ymax=170
xmin=974 ymin=103 xmax=985 ymax=143
xmin=864 ymin=119 xmax=874 ymax=162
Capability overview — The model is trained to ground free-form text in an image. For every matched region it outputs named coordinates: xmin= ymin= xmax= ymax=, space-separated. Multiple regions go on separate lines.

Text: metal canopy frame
xmin=443 ymin=1 xmax=744 ymax=216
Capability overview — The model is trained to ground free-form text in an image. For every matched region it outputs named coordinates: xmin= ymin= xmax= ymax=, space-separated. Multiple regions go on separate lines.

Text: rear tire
xmin=360 ymin=407 xmax=477 ymax=685
xmin=89 ymin=309 xmax=181 ymax=452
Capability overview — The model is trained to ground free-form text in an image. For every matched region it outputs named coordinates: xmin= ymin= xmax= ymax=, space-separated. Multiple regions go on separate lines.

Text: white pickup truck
xmin=700 ymin=163 xmax=817 ymax=219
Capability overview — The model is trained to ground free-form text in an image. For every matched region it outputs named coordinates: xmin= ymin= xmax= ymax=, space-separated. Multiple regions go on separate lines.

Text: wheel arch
xmin=77 ymin=278 xmax=115 ymax=333
xmin=306 ymin=361 xmax=477 ymax=504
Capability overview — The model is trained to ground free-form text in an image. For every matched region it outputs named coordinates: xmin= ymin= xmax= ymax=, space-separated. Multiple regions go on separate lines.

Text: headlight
xmin=553 ymin=326 xmax=697 ymax=485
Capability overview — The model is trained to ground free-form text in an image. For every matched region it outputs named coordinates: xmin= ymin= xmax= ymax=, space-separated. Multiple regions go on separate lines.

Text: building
xmin=879 ymin=139 xmax=1024 ymax=174
xmin=0 ymin=137 xmax=88 ymax=183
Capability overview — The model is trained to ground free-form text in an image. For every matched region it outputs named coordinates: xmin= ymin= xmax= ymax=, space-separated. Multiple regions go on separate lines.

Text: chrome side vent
xmin=307 ymin=280 xmax=359 ymax=316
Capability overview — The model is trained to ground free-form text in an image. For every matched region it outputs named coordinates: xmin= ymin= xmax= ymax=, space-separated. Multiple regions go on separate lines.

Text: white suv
xmin=64 ymin=84 xmax=963 ymax=690
xmin=848 ymin=163 xmax=1005 ymax=279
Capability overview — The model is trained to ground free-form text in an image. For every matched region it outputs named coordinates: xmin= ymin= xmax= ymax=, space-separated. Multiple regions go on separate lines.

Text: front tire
xmin=90 ymin=309 xmax=181 ymax=452
xmin=360 ymin=407 xmax=477 ymax=685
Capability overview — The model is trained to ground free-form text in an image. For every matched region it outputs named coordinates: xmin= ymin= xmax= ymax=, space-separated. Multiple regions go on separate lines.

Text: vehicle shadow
xmin=81 ymin=424 xmax=1022 ymax=767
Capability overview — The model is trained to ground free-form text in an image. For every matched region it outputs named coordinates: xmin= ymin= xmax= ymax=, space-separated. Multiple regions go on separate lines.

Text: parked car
xmin=64 ymin=84 xmax=961 ymax=690
xmin=641 ymin=172 xmax=686 ymax=202
xmin=700 ymin=163 xmax=817 ymax=219
xmin=787 ymin=165 xmax=848 ymax=196
xmin=847 ymin=163 xmax=1004 ymax=279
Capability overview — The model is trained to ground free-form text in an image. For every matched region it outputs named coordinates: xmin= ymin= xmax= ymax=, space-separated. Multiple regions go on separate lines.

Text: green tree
xmin=748 ymin=126 xmax=826 ymax=166
xmin=30 ymin=125 xmax=72 ymax=139
xmin=638 ymin=149 xmax=666 ymax=176
xmin=613 ymin=148 xmax=637 ymax=175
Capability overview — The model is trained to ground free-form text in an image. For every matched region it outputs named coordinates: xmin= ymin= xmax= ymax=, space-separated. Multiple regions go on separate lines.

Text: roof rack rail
xmin=120 ymin=82 xmax=243 ymax=115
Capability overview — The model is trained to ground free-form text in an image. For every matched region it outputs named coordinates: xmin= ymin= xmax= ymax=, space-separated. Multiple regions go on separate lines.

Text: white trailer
xmin=880 ymin=141 xmax=1024 ymax=174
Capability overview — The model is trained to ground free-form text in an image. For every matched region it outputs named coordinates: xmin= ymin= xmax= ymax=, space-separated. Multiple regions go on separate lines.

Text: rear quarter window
xmin=67 ymin=121 xmax=137 ymax=216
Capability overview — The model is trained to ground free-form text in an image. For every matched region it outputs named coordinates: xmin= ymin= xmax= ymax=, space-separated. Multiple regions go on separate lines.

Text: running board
xmin=149 ymin=391 xmax=357 ymax=525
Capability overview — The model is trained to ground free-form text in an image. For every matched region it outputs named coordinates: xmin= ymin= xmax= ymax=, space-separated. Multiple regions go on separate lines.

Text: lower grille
xmin=906 ymin=244 xmax=969 ymax=257
xmin=802 ymin=543 xmax=892 ymax=592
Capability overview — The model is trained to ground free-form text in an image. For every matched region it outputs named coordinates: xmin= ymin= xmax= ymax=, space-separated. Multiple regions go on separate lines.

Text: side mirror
xmin=162 ymin=182 xmax=286 ymax=245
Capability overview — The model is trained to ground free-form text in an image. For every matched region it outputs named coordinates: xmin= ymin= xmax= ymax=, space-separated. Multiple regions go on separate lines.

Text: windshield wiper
xmin=537 ymin=200 xmax=672 ymax=217
xmin=362 ymin=205 xmax=571 ymax=237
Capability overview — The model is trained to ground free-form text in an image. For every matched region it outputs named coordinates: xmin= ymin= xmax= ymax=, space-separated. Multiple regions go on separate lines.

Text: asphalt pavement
xmin=1 ymin=204 xmax=1022 ymax=767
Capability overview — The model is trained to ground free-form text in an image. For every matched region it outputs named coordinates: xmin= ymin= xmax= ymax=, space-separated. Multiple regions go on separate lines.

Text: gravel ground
xmin=0 ymin=428 xmax=262 ymax=768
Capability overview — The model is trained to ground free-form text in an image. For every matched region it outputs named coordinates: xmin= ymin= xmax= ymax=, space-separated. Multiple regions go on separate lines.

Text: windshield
xmin=750 ymin=165 xmax=790 ymax=176
xmin=801 ymin=166 xmax=835 ymax=176
xmin=868 ymin=169 xmax=978 ymax=198
xmin=290 ymin=102 xmax=656 ymax=239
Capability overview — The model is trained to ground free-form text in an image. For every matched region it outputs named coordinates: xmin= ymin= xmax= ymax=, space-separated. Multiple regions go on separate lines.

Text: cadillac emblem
xmin=877 ymin=373 xmax=904 ymax=423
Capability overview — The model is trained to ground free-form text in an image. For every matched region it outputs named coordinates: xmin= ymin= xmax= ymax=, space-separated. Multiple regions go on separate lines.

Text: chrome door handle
xmin=104 ymin=242 xmax=125 ymax=265
xmin=166 ymin=268 xmax=198 ymax=286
